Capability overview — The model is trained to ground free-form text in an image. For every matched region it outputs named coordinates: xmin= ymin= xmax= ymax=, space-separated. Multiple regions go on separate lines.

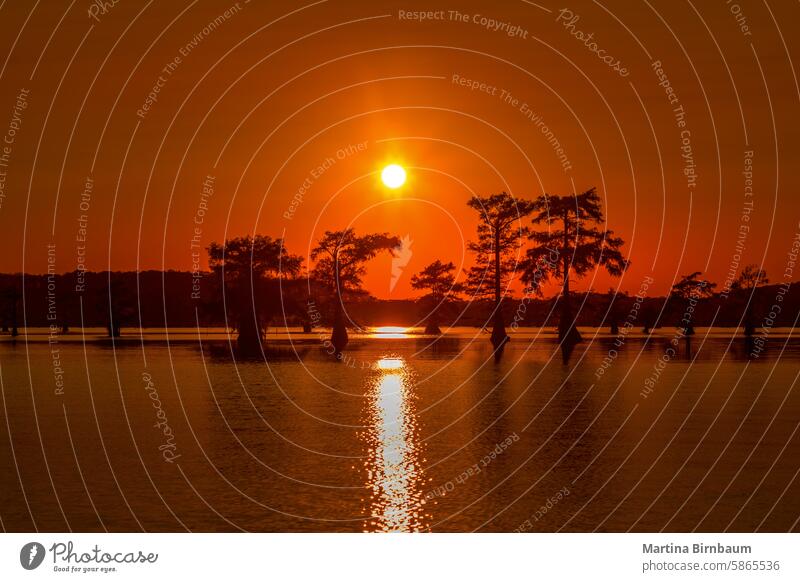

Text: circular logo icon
xmin=20 ymin=542 xmax=46 ymax=570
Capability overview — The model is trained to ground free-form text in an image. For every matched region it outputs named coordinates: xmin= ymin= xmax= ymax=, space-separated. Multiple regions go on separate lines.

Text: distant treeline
xmin=1 ymin=270 xmax=797 ymax=330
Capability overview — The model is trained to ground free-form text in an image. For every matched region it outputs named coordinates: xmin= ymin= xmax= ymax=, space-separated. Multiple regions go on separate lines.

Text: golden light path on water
xmin=368 ymin=326 xmax=411 ymax=339
xmin=363 ymin=356 xmax=429 ymax=532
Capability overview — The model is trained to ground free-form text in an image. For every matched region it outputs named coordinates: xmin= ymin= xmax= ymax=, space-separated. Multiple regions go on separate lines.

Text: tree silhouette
xmin=466 ymin=192 xmax=536 ymax=350
xmin=670 ymin=271 xmax=716 ymax=336
xmin=523 ymin=187 xmax=628 ymax=345
xmin=207 ymin=235 xmax=302 ymax=354
xmin=410 ymin=260 xmax=463 ymax=334
xmin=731 ymin=264 xmax=769 ymax=337
xmin=311 ymin=229 xmax=399 ymax=355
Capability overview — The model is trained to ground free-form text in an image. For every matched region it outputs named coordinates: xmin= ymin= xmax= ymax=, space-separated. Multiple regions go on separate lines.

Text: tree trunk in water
xmin=107 ymin=318 xmax=121 ymax=337
xmin=743 ymin=303 xmax=755 ymax=337
xmin=425 ymin=322 xmax=442 ymax=335
xmin=237 ymin=309 xmax=262 ymax=355
xmin=329 ymin=251 xmax=349 ymax=356
xmin=490 ymin=311 xmax=508 ymax=349
xmin=10 ymin=293 xmax=18 ymax=337
xmin=424 ymin=311 xmax=441 ymax=335
xmin=107 ymin=300 xmax=121 ymax=337
xmin=330 ymin=298 xmax=348 ymax=355
xmin=490 ymin=224 xmax=509 ymax=350
xmin=112 ymin=307 xmax=122 ymax=337
xmin=558 ymin=210 xmax=581 ymax=345
xmin=558 ymin=292 xmax=581 ymax=344
xmin=683 ymin=304 xmax=696 ymax=336
xmin=610 ymin=320 xmax=619 ymax=335
xmin=237 ymin=282 xmax=261 ymax=355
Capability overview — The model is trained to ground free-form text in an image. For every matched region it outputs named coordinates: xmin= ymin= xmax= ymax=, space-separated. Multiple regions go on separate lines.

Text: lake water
xmin=1 ymin=327 xmax=798 ymax=532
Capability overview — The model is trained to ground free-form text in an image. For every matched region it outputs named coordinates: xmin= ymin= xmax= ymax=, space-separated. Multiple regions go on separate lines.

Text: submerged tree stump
xmin=425 ymin=323 xmax=442 ymax=335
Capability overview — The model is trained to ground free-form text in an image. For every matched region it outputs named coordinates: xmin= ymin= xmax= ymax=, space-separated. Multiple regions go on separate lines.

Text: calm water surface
xmin=1 ymin=327 xmax=798 ymax=532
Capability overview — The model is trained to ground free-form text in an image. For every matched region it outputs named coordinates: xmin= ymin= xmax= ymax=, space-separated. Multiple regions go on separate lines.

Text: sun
xmin=381 ymin=164 xmax=406 ymax=189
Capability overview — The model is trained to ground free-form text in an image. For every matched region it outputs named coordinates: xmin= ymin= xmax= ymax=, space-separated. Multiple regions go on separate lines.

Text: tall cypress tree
xmin=523 ymin=187 xmax=628 ymax=344
xmin=311 ymin=229 xmax=399 ymax=355
xmin=465 ymin=192 xmax=536 ymax=350
xmin=207 ymin=235 xmax=302 ymax=354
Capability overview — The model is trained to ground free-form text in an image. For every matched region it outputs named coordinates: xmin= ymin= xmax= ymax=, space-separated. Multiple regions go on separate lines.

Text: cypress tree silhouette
xmin=730 ymin=264 xmax=769 ymax=337
xmin=207 ymin=235 xmax=302 ymax=355
xmin=311 ymin=229 xmax=399 ymax=356
xmin=410 ymin=260 xmax=463 ymax=335
xmin=670 ymin=271 xmax=716 ymax=336
xmin=524 ymin=187 xmax=628 ymax=346
xmin=466 ymin=192 xmax=536 ymax=351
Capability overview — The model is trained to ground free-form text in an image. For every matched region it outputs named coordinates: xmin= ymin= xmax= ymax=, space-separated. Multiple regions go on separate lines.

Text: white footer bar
xmin=0 ymin=533 xmax=796 ymax=581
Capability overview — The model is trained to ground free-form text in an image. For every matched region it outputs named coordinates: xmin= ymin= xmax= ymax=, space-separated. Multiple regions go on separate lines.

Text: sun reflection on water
xmin=363 ymin=356 xmax=428 ymax=532
xmin=369 ymin=326 xmax=411 ymax=338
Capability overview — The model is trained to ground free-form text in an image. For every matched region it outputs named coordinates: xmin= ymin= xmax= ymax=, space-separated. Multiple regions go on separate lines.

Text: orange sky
xmin=0 ymin=0 xmax=798 ymax=298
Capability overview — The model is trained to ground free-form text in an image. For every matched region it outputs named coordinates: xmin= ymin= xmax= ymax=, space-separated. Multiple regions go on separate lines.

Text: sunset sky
xmin=0 ymin=0 xmax=798 ymax=298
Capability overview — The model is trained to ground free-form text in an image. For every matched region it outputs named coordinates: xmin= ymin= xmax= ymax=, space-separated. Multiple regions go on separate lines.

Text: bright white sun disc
xmin=381 ymin=164 xmax=406 ymax=188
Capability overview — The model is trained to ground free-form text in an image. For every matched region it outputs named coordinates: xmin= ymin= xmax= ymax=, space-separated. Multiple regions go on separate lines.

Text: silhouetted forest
xmin=1 ymin=269 xmax=797 ymax=331
xmin=1 ymin=188 xmax=796 ymax=349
